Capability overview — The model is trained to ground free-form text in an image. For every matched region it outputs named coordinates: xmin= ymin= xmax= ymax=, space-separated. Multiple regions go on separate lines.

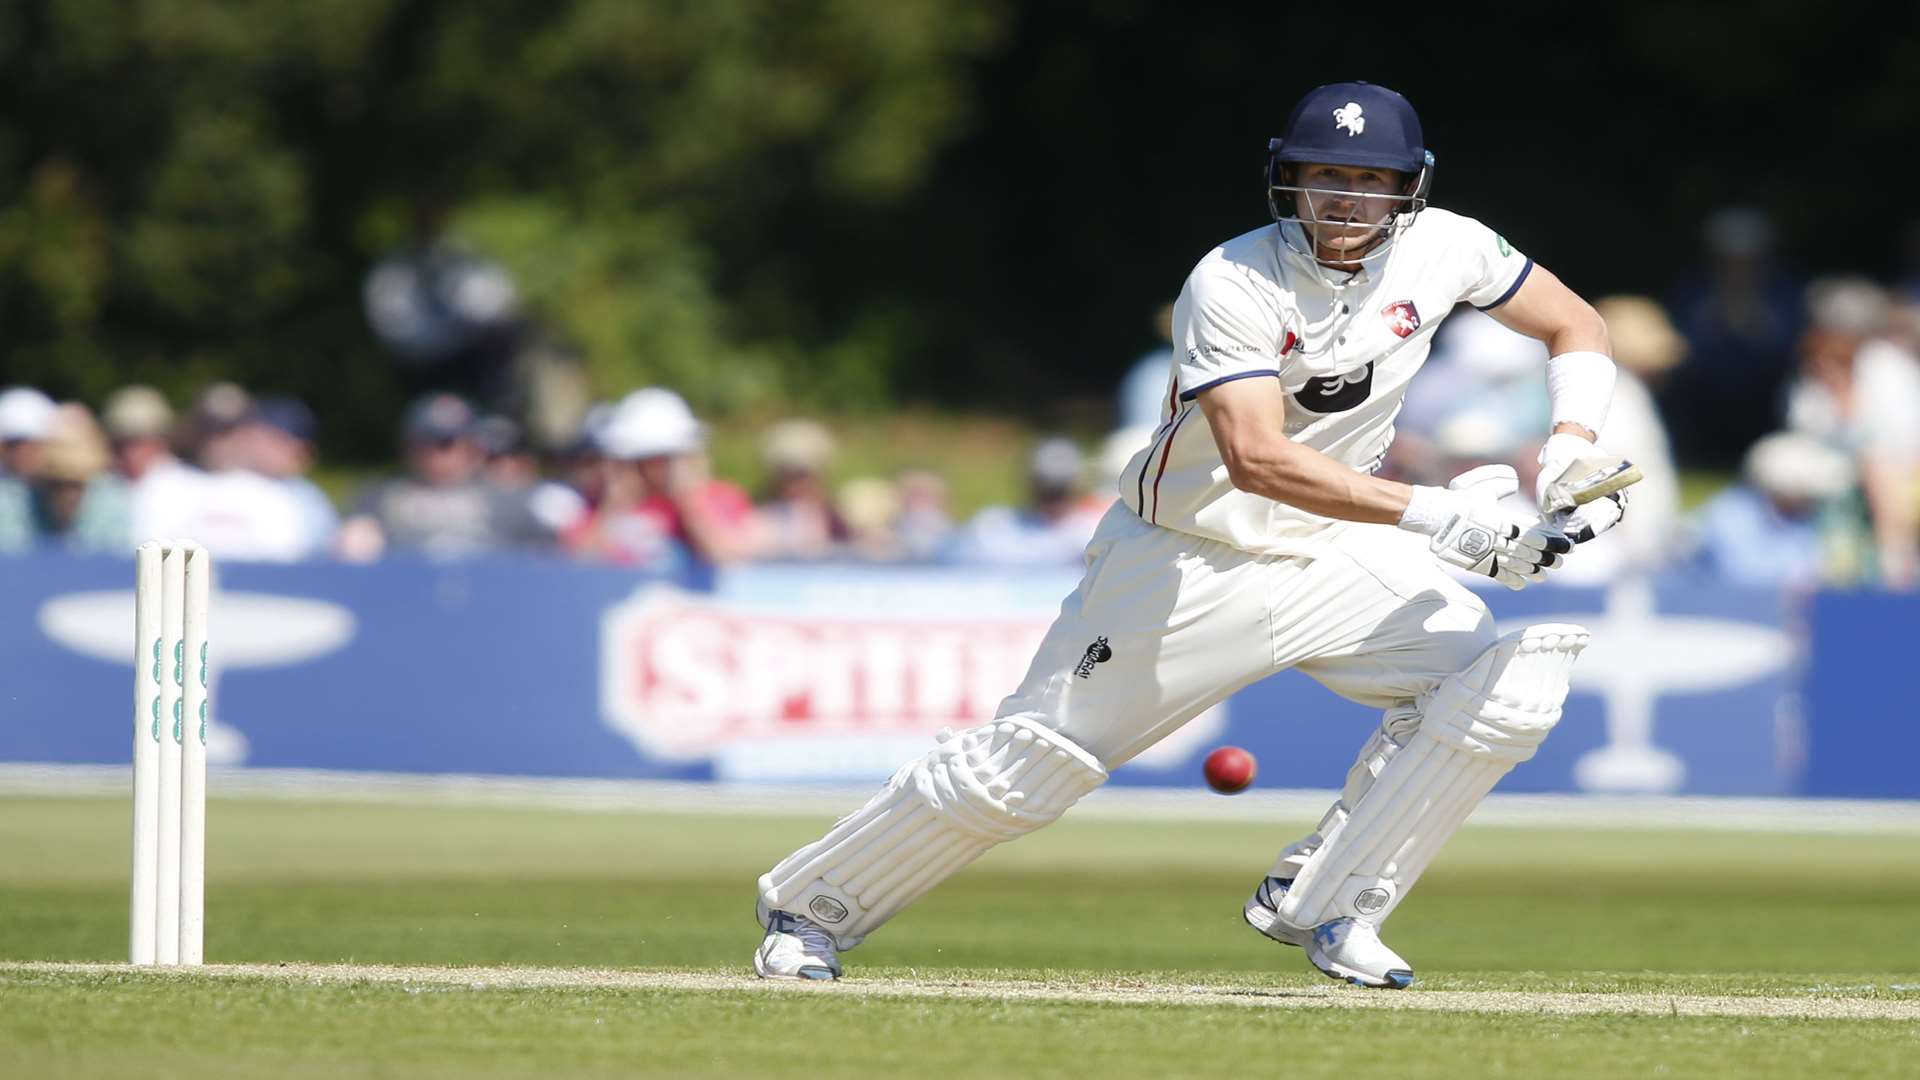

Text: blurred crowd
xmin=4 ymin=208 xmax=1915 ymax=589
xmin=0 ymin=378 xmax=1115 ymax=572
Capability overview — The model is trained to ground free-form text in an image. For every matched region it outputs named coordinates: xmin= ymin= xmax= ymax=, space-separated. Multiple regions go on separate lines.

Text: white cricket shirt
xmin=1118 ymin=208 xmax=1532 ymax=556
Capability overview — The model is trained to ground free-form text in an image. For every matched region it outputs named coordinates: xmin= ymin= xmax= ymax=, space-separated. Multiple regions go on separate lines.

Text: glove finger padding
xmin=1556 ymin=491 xmax=1629 ymax=544
xmin=1508 ymin=522 xmax=1574 ymax=560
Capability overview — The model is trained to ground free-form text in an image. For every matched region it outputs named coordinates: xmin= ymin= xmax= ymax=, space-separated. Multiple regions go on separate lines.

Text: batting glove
xmin=1534 ymin=432 xmax=1594 ymax=510
xmin=1551 ymin=489 xmax=1629 ymax=544
xmin=1536 ymin=432 xmax=1630 ymax=543
xmin=1399 ymin=465 xmax=1571 ymax=590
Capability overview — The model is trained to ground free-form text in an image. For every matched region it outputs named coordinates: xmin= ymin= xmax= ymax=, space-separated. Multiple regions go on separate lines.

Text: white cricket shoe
xmin=1242 ymin=876 xmax=1310 ymax=948
xmin=753 ymin=904 xmax=842 ymax=981
xmin=1306 ymin=917 xmax=1414 ymax=989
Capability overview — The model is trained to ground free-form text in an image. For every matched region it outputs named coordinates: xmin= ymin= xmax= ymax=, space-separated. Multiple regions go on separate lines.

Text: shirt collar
xmin=1274 ymin=221 xmax=1387 ymax=289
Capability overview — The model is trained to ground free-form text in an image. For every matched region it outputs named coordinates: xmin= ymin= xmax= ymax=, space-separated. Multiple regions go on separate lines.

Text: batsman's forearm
xmin=1222 ymin=437 xmax=1412 ymax=525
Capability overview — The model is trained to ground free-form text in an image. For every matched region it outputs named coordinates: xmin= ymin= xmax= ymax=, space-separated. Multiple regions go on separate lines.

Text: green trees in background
xmin=0 ymin=1 xmax=1004 ymax=452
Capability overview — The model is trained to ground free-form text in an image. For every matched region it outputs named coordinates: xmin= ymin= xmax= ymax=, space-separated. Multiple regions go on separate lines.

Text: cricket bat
xmin=1541 ymin=454 xmax=1643 ymax=514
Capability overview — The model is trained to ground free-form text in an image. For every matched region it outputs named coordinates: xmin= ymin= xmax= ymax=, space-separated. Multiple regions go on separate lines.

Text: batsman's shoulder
xmin=1403 ymin=205 xmax=1481 ymax=242
xmin=1187 ymin=227 xmax=1283 ymax=299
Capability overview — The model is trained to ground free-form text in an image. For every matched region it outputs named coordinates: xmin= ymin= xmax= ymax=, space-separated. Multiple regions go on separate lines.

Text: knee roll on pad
xmin=1276 ymin=624 xmax=1588 ymax=930
xmin=758 ymin=715 xmax=1108 ymax=949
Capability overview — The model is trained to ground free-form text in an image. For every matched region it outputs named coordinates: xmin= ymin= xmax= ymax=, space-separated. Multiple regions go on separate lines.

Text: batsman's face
xmin=1292 ymin=163 xmax=1406 ymax=256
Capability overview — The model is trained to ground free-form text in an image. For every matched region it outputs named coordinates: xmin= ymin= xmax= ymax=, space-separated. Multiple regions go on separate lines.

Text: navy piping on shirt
xmin=1148 ymin=407 xmax=1193 ymax=523
xmin=1135 ymin=417 xmax=1172 ymax=513
xmin=1178 ymin=368 xmax=1281 ymax=402
xmin=1473 ymin=257 xmax=1534 ymax=311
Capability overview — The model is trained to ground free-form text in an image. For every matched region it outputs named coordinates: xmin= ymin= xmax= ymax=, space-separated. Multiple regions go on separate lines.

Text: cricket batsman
xmin=753 ymin=81 xmax=1633 ymax=988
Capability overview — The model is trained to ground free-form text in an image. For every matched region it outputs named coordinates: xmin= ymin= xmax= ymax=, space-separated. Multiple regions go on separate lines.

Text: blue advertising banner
xmin=1803 ymin=591 xmax=1920 ymax=799
xmin=0 ymin=551 xmax=1827 ymax=795
xmin=6 ymin=554 xmax=707 ymax=779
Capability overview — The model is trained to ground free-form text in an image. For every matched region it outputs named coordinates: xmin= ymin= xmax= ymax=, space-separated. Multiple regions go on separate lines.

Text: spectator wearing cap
xmin=30 ymin=405 xmax=131 ymax=554
xmin=558 ymin=401 xmax=617 ymax=515
xmin=181 ymin=382 xmax=257 ymax=473
xmin=339 ymin=392 xmax=553 ymax=561
xmin=563 ymin=388 xmax=754 ymax=568
xmin=134 ymin=384 xmax=314 ymax=562
xmin=475 ymin=413 xmax=588 ymax=535
xmin=246 ymin=397 xmax=339 ymax=559
xmin=949 ymin=437 xmax=1109 ymax=565
xmin=754 ymin=418 xmax=850 ymax=559
xmin=1689 ymin=432 xmax=1856 ymax=587
xmin=102 ymin=385 xmax=181 ymax=486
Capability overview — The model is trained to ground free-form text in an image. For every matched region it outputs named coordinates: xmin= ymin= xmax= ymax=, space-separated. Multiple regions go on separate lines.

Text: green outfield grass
xmin=3 ymin=795 xmax=1918 ymax=1078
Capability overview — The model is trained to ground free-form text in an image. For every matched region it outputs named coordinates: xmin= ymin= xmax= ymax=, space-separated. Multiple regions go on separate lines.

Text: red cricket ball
xmin=1203 ymin=745 xmax=1257 ymax=794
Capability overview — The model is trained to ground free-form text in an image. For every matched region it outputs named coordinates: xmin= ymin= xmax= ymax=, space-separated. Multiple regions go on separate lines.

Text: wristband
xmin=1545 ymin=351 xmax=1615 ymax=435
xmin=1396 ymin=485 xmax=1454 ymax=536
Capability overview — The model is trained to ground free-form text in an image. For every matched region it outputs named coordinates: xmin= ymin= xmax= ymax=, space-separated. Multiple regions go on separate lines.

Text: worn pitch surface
xmin=9 ymin=960 xmax=1920 ymax=1020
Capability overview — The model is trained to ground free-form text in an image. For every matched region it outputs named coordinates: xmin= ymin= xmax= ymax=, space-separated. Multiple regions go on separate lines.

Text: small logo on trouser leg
xmin=1075 ymin=637 xmax=1113 ymax=679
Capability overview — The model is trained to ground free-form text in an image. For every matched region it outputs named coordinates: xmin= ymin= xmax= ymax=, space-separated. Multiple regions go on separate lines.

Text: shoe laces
xmin=768 ymin=910 xmax=836 ymax=957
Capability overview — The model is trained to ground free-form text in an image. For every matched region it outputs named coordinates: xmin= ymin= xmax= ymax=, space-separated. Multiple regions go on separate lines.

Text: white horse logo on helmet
xmin=1333 ymin=102 xmax=1365 ymax=136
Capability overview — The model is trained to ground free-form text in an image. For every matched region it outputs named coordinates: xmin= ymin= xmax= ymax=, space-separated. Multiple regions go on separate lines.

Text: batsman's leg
xmin=754 ymin=716 xmax=1109 ymax=978
xmin=754 ymin=505 xmax=1285 ymax=979
xmin=1270 ymin=623 xmax=1589 ymax=987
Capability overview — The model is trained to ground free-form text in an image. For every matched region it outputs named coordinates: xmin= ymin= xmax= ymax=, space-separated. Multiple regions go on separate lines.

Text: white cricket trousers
xmin=996 ymin=503 xmax=1498 ymax=767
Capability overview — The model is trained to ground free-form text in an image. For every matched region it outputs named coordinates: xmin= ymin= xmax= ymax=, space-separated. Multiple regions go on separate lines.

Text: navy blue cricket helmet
xmin=1266 ymin=82 xmax=1435 ymax=262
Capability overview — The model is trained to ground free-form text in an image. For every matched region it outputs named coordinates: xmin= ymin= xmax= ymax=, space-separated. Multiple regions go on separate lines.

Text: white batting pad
xmin=759 ymin=716 xmax=1108 ymax=949
xmin=1276 ymin=624 xmax=1588 ymax=929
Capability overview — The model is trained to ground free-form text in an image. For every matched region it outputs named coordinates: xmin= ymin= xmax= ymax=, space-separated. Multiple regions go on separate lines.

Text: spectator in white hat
xmin=563 ymin=388 xmax=755 ymax=568
xmin=0 ymin=402 xmax=130 ymax=554
xmin=0 ymin=386 xmax=58 ymax=480
xmin=1689 ymin=431 xmax=1856 ymax=587
xmin=0 ymin=386 xmax=57 ymax=551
